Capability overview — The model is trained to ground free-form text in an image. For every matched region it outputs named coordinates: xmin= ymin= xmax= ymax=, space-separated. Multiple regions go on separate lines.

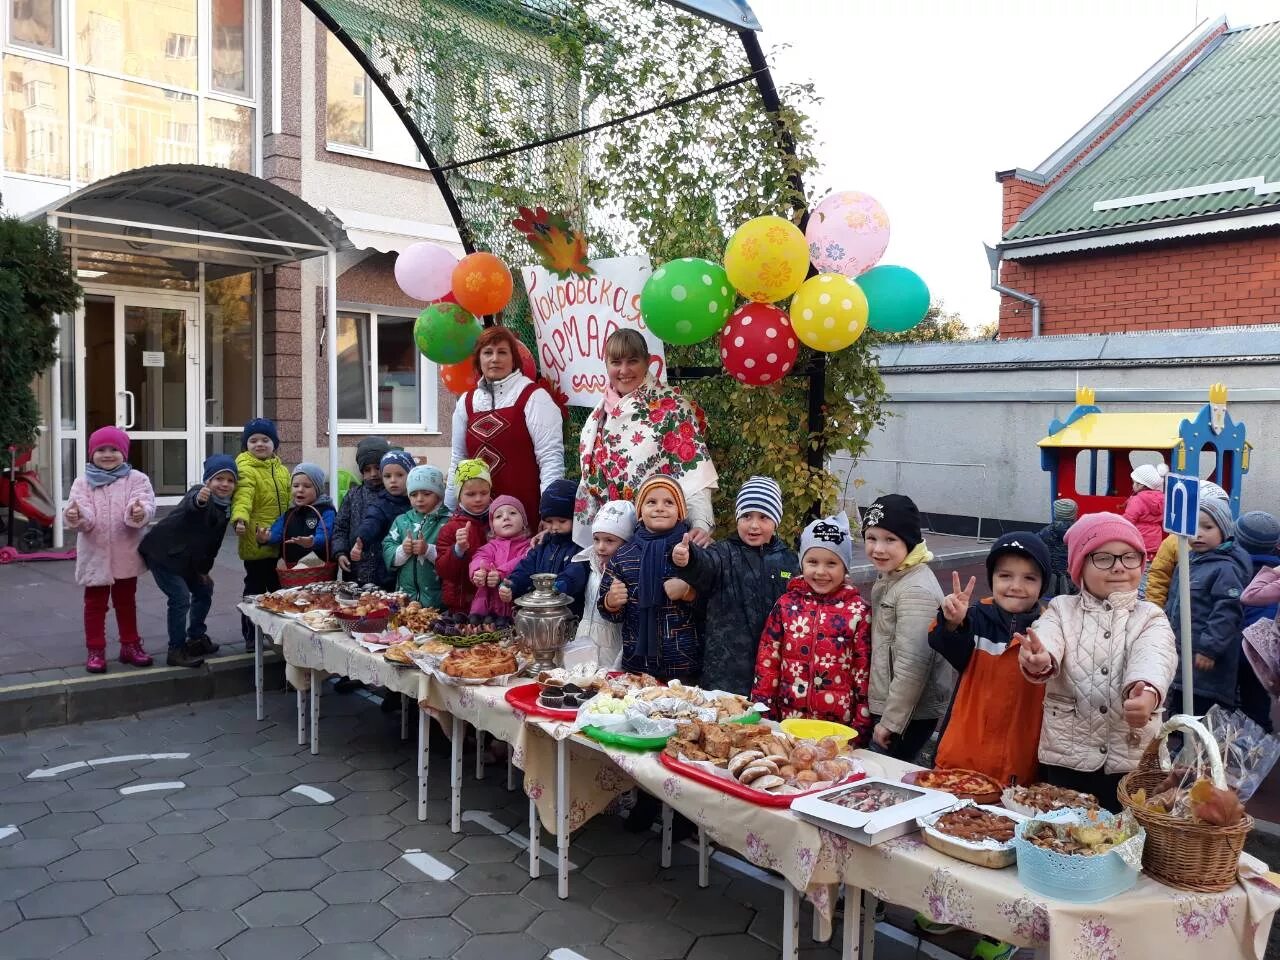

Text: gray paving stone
xmin=18 ymin=878 xmax=113 ymax=918
xmin=593 ymin=886 xmax=677 ymax=923
xmin=334 ymin=791 xmax=402 ymax=816
xmin=171 ymin=875 xmax=262 ymax=911
xmin=573 ymin=821 xmax=652 ymax=857
xmin=0 ymin=802 xmax=49 ymax=826
xmin=522 ymin=873 xmax=605 ymax=910
xmin=0 ymin=866 xmax=51 ymax=901
xmin=272 ymin=803 xmax=345 ymax=832
xmin=452 ymin=892 xmax=540 ymax=934
xmin=264 ymin=829 xmax=341 ymax=859
xmin=54 ymin=932 xmax=159 ymax=960
xmin=250 ymin=739 xmax=307 ymax=758
xmin=0 ymin=899 xmax=20 ymax=932
xmin=526 ymin=903 xmax=615 ymax=946
xmin=165 ymin=786 xmax=237 ymax=809
xmin=204 ymin=818 xmax=280 ymax=846
xmin=74 ymin=821 xmax=154 ymax=849
xmin=331 ymin=815 xmax=399 ymax=842
xmin=248 ymin=856 xmax=334 ymax=892
xmin=668 ymin=890 xmax=755 ymax=936
xmin=47 ymin=847 xmax=136 ymax=881
xmin=321 ymin=840 xmax=399 ymax=871
xmin=82 ymin=893 xmax=178 ymax=934
xmin=133 ymin=757 xmax=203 ymax=779
xmin=0 ymin=837 xmax=77 ymax=867
xmin=19 ymin=810 xmax=100 ymax=838
xmin=583 ymin=852 xmax=661 ymax=887
xmin=187 ymin=844 xmax=271 ymax=876
xmin=150 ymin=809 xmax=226 ymax=834
xmin=182 ymin=766 xmax=250 ymax=788
xmin=452 ymin=860 xmax=531 ymax=895
xmin=45 ymin=787 xmax=123 ymax=813
xmin=197 ymin=749 xmax=261 ymax=768
xmin=0 ymin=780 xmax=69 ymax=803
xmin=386 ymin=823 xmax=458 ymax=852
xmin=230 ymin=774 xmax=299 ymax=797
xmin=129 ymin=833 xmax=211 ymax=863
xmin=108 ymin=861 xmax=197 ymax=895
xmin=375 ymin=917 xmax=471 ymax=960
xmin=687 ymin=933 xmax=782 ymax=960
xmin=240 ymin=754 xmax=307 ymax=775
xmin=549 ymin=946 xmax=628 ymax=960
xmin=5 ymin=916 xmax=89 ymax=958
xmin=604 ymin=919 xmax=696 ymax=960
xmin=219 ymin=795 xmax=290 ymax=820
xmin=448 ymin=833 xmax=523 ymax=863
xmin=312 ymin=869 xmax=397 ymax=905
xmin=339 ymin=769 xmax=403 ymax=792
xmin=146 ymin=909 xmax=246 ymax=951
xmin=67 ymin=767 xmax=140 ymax=789
xmin=305 ymin=902 xmax=397 ymax=944
xmin=379 ymin=881 xmax=467 ymax=919
xmin=307 ymin=944 xmax=394 ymax=960
xmin=236 ymin=890 xmax=326 ymax=926
xmin=220 ymin=925 xmax=320 ymax=960
xmin=96 ymin=797 xmax=172 ymax=824
xmin=453 ymin=932 xmax=549 ymax=960
xmin=293 ymin=761 xmax=356 ymax=782
xmin=344 ymin=752 xmax=401 ymax=771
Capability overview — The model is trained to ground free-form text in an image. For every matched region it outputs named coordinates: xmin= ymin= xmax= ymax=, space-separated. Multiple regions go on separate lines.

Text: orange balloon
xmin=439 ymin=359 xmax=478 ymax=395
xmin=452 ymin=252 xmax=513 ymax=316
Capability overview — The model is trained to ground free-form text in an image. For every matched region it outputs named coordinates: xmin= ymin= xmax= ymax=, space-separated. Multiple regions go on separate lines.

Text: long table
xmin=246 ymin=609 xmax=1279 ymax=960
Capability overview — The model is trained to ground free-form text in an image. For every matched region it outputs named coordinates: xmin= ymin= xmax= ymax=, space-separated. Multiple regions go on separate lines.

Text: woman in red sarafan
xmin=751 ymin=513 xmax=872 ymax=743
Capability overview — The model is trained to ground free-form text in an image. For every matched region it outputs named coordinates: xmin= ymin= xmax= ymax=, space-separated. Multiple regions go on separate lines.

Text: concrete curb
xmin=0 ymin=651 xmax=285 ymax=735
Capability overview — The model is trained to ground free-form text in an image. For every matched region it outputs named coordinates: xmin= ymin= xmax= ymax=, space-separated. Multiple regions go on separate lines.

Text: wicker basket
xmin=1117 ymin=715 xmax=1252 ymax=893
xmin=275 ymin=505 xmax=338 ymax=588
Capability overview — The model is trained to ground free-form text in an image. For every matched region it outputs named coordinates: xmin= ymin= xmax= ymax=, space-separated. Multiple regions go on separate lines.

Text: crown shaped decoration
xmin=1209 ymin=383 xmax=1228 ymax=405
xmin=1075 ymin=386 xmax=1096 ymax=406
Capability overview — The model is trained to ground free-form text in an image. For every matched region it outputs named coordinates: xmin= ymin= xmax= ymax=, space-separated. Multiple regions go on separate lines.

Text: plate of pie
xmin=903 ymin=768 xmax=1004 ymax=803
xmin=917 ymin=802 xmax=1025 ymax=868
xmin=433 ymin=643 xmax=523 ymax=685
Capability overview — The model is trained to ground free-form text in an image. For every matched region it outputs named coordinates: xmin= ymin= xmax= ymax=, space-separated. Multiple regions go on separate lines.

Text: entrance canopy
xmin=31 ymin=164 xmax=351 ymax=268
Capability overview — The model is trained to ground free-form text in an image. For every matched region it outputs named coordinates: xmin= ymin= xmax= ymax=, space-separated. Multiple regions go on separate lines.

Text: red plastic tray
xmin=658 ymin=751 xmax=866 ymax=808
xmin=504 ymin=682 xmax=580 ymax=722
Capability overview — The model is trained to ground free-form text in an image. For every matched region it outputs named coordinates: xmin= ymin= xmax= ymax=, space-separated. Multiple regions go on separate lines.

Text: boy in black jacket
xmin=139 ymin=455 xmax=237 ymax=668
xmin=501 ymin=479 xmax=588 ymax=614
xmin=671 ymin=476 xmax=798 ymax=695
xmin=332 ymin=435 xmax=390 ymax=586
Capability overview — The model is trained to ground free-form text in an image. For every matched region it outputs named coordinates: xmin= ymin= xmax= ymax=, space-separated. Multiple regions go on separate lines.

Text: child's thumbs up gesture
xmin=196 ymin=484 xmax=211 ymax=506
xmin=1018 ymin=627 xmax=1052 ymax=677
xmin=941 ymin=572 xmax=976 ymax=628
xmin=255 ymin=525 xmax=270 ymax=544
xmin=65 ymin=500 xmax=81 ymax=526
xmin=671 ymin=532 xmax=692 ymax=568
xmin=604 ymin=578 xmax=628 ymax=612
xmin=1122 ymin=683 xmax=1160 ymax=728
xmin=349 ymin=538 xmax=363 ymax=562
xmin=128 ymin=498 xmax=146 ymax=523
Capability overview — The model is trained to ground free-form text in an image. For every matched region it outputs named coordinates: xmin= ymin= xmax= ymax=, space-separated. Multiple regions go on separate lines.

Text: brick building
xmin=992 ymin=16 xmax=1280 ymax=339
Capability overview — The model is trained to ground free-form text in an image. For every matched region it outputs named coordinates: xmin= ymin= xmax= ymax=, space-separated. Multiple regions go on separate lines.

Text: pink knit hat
xmin=1064 ymin=512 xmax=1146 ymax=585
xmin=488 ymin=494 xmax=528 ymax=531
xmin=88 ymin=425 xmax=130 ymax=460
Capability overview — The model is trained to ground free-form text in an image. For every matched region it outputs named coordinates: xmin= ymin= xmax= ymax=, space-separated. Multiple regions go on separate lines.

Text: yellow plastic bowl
xmin=779 ymin=718 xmax=858 ymax=747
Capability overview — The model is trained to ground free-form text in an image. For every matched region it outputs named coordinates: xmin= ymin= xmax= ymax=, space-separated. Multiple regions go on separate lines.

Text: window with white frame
xmin=323 ymin=30 xmax=423 ymax=167
xmin=336 ymin=308 xmax=438 ymax=431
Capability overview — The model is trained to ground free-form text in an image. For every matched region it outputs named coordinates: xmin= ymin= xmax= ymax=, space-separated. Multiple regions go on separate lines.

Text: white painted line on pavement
xmin=289 ymin=784 xmax=336 ymax=804
xmin=27 ymin=752 xmax=190 ymax=779
xmin=0 ymin=825 xmax=19 ymax=842
xmin=460 ymin=809 xmax=577 ymax=870
xmin=120 ymin=781 xmax=186 ymax=795
xmin=26 ymin=761 xmax=88 ymax=779
xmin=709 ymin=849 xmax=785 ymax=889
xmin=401 ymin=849 xmax=456 ymax=881
xmin=460 ymin=810 xmax=512 ymax=834
xmin=547 ymin=950 xmax=591 ymax=960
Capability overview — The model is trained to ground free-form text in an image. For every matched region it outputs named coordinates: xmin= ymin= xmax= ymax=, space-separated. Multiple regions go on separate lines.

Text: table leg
xmin=861 ymin=890 xmax=877 ymax=960
xmin=450 ymin=715 xmax=463 ymax=833
xmin=254 ymin=625 xmax=264 ymax=721
xmin=841 ymin=884 xmax=861 ymax=959
xmin=400 ymin=694 xmax=408 ymax=741
xmin=781 ymin=885 xmax=800 ymax=960
xmin=660 ymin=803 xmax=673 ymax=868
xmin=416 ymin=709 xmax=430 ymax=822
xmin=528 ymin=795 xmax=541 ymax=879
xmin=309 ymin=670 xmax=320 ymax=755
xmin=813 ymin=902 xmax=833 ymax=943
xmin=506 ymin=752 xmax=514 ymax=792
xmin=475 ymin=730 xmax=485 ymax=780
xmin=556 ymin=736 xmax=568 ymax=900
xmin=296 ymin=687 xmax=305 ymax=746
xmin=697 ymin=827 xmax=709 ymax=888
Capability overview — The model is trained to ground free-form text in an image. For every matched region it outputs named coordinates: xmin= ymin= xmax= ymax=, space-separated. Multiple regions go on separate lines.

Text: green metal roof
xmin=1003 ymin=20 xmax=1280 ymax=242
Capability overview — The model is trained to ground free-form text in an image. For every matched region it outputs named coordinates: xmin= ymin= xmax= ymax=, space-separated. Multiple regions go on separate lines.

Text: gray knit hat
xmin=1199 ymin=498 xmax=1235 ymax=541
xmin=291 ymin=462 xmax=326 ymax=495
xmin=1053 ymin=498 xmax=1078 ymax=523
xmin=800 ymin=512 xmax=854 ymax=572
xmin=1235 ymin=511 xmax=1279 ymax=556
xmin=736 ymin=476 xmax=783 ymax=526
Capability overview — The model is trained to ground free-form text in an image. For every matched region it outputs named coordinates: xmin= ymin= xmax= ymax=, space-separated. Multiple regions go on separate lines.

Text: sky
xmin=749 ymin=0 xmax=1280 ymax=330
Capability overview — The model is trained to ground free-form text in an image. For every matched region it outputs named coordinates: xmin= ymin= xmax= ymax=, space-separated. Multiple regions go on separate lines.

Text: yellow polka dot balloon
xmin=789 ymin=273 xmax=869 ymax=352
xmin=724 ymin=215 xmax=810 ymax=303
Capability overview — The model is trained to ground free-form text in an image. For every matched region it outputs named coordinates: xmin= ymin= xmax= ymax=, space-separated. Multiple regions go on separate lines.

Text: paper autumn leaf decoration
xmin=513 ymin=207 xmax=591 ymax=278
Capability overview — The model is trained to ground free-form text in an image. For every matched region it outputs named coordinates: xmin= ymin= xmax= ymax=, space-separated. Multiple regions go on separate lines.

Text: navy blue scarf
xmin=634 ymin=519 xmax=689 ymax=661
xmin=85 ymin=462 xmax=132 ymax=488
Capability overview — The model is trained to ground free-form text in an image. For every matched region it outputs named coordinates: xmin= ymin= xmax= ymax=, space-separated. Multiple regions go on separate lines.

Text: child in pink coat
xmin=65 ymin=427 xmax=157 ymax=674
xmin=468 ymin=495 xmax=531 ymax=618
xmin=1124 ymin=462 xmax=1168 ymax=562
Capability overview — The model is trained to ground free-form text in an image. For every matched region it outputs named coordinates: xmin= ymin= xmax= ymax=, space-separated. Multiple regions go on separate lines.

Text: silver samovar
xmin=513 ymin=573 xmax=577 ymax=672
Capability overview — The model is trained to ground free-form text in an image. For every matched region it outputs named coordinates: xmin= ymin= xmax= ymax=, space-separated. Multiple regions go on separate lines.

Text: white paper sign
xmin=141 ymin=351 xmax=165 ymax=367
xmin=520 ymin=255 xmax=665 ymax=407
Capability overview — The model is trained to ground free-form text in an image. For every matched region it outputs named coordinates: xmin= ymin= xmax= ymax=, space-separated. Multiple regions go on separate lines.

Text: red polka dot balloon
xmin=719 ymin=303 xmax=798 ymax=386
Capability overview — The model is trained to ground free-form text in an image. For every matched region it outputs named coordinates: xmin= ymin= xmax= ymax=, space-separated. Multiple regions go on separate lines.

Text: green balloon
xmin=640 ymin=257 xmax=735 ymax=345
xmin=414 ymin=302 xmax=481 ymax=364
xmin=856 ymin=265 xmax=930 ymax=333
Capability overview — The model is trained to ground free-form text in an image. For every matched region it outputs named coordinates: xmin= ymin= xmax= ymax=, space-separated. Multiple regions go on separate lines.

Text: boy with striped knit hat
xmin=672 ymin=476 xmax=799 ymax=695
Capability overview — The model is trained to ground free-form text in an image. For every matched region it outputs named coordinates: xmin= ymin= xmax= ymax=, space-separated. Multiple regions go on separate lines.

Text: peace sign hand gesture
xmin=941 ymin=571 xmax=976 ymax=628
xmin=1018 ymin=627 xmax=1053 ymax=677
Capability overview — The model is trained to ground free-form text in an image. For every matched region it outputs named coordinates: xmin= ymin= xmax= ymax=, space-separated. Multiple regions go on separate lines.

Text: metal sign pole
xmin=1176 ymin=535 xmax=1195 ymax=715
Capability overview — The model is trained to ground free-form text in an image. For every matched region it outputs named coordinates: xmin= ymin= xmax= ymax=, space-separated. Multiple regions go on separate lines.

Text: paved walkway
xmin=0 ymin=691 xmax=946 ymax=960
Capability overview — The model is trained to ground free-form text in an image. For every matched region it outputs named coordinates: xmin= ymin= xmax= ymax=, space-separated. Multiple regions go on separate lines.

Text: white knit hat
xmin=1131 ymin=462 xmax=1168 ymax=491
xmin=592 ymin=500 xmax=637 ymax=541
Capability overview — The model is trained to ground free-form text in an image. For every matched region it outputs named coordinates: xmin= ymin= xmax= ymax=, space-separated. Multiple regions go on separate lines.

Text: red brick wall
xmin=998 ymin=231 xmax=1280 ymax=338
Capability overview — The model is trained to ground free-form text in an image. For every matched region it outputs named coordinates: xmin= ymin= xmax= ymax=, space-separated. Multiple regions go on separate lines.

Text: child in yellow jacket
xmin=230 ymin=418 xmax=290 ymax=651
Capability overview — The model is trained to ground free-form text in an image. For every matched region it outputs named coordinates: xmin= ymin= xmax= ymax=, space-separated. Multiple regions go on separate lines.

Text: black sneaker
xmin=189 ymin=636 xmax=220 ymax=656
xmin=166 ymin=645 xmax=206 ymax=669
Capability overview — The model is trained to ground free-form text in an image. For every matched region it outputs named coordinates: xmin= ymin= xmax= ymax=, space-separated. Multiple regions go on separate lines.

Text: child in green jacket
xmin=230 ymin=418 xmax=290 ymax=651
xmin=383 ymin=465 xmax=450 ymax=608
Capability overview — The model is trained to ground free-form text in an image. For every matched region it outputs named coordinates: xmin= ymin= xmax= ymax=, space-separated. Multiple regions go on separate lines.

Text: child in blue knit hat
xmin=258 ymin=463 xmax=336 ymax=570
xmin=383 ymin=465 xmax=450 ymax=608
xmin=500 ymin=478 xmax=588 ymax=614
xmin=231 ymin=417 xmax=289 ymax=651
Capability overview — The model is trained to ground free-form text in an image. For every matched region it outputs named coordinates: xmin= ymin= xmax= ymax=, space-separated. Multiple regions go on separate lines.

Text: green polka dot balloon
xmin=414 ymin=301 xmax=482 ymax=364
xmin=640 ymin=257 xmax=735 ymax=345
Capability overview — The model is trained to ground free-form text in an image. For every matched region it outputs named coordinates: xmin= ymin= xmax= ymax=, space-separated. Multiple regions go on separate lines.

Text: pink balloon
xmin=395 ymin=242 xmax=459 ymax=302
xmin=805 ymin=191 xmax=891 ymax=277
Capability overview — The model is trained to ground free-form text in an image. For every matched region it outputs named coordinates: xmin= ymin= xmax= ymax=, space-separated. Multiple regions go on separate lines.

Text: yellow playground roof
xmin=1037 ymin=412 xmax=1188 ymax=450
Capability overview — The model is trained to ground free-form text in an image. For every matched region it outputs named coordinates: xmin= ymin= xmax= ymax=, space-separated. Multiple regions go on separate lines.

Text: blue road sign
xmin=1164 ymin=473 xmax=1201 ymax=537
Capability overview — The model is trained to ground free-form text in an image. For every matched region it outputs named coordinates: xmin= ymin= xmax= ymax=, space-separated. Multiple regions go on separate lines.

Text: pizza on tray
xmin=914 ymin=768 xmax=1003 ymax=797
xmin=440 ymin=643 xmax=518 ymax=680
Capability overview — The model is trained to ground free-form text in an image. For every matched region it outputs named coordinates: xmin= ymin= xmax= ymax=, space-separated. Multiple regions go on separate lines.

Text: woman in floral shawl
xmin=573 ymin=329 xmax=718 ymax=547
